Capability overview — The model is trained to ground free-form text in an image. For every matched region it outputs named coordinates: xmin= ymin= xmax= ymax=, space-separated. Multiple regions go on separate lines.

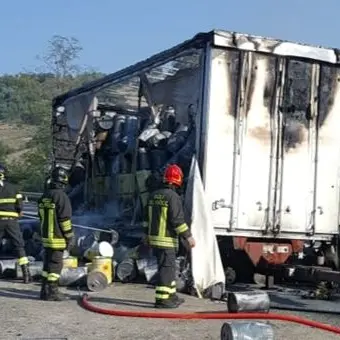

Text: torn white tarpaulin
xmin=184 ymin=157 xmax=225 ymax=297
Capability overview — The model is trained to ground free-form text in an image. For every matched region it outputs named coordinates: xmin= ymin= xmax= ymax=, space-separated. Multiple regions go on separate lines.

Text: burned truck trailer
xmin=51 ymin=30 xmax=340 ymax=278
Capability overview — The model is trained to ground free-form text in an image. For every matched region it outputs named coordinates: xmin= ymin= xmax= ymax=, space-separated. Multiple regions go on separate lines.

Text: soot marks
xmin=230 ymin=32 xmax=280 ymax=55
xmin=333 ymin=48 xmax=340 ymax=64
xmin=248 ymin=126 xmax=271 ymax=144
xmin=318 ymin=65 xmax=338 ymax=127
xmin=283 ymin=116 xmax=306 ymax=150
xmin=279 ymin=60 xmax=312 ymax=151
xmin=226 ymin=50 xmax=240 ymax=118
xmin=263 ymin=57 xmax=277 ymax=111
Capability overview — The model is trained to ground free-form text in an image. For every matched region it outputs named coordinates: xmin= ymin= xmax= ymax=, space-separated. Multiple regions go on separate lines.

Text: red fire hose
xmin=81 ymin=294 xmax=340 ymax=335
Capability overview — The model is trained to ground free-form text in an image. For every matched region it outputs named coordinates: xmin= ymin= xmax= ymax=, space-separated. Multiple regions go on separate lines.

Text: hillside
xmin=0 ymin=123 xmax=38 ymax=162
xmin=0 ymin=72 xmax=104 ymax=191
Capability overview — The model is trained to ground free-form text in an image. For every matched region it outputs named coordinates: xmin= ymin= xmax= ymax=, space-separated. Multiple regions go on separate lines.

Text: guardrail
xmin=21 ymin=192 xmax=42 ymax=202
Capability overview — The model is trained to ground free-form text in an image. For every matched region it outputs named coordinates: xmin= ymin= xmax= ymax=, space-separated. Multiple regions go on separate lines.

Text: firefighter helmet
xmin=163 ymin=164 xmax=183 ymax=187
xmin=0 ymin=163 xmax=6 ymax=181
xmin=51 ymin=166 xmax=69 ymax=186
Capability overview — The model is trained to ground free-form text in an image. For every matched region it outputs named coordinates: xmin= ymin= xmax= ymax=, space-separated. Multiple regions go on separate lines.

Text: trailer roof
xmin=53 ymin=29 xmax=340 ymax=106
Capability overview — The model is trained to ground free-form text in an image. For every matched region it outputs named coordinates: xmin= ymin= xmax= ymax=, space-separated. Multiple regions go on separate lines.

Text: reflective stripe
xmin=18 ymin=257 xmax=29 ymax=266
xmin=60 ymin=219 xmax=72 ymax=231
xmin=169 ymin=287 xmax=176 ymax=294
xmin=48 ymin=208 xmax=54 ymax=240
xmin=175 ymin=223 xmax=189 ymax=234
xmin=155 ymin=286 xmax=172 ymax=300
xmin=47 ymin=273 xmax=60 ymax=282
xmin=0 ymin=211 xmax=19 ymax=218
xmin=40 ymin=199 xmax=67 ymax=249
xmin=42 ymin=237 xmax=66 ymax=249
xmin=159 ymin=207 xmax=167 ymax=237
xmin=16 ymin=194 xmax=23 ymax=199
xmin=156 ymin=286 xmax=172 ymax=293
xmin=169 ymin=281 xmax=176 ymax=294
xmin=148 ymin=235 xmax=178 ymax=248
xmin=42 ymin=271 xmax=48 ymax=278
xmin=148 ymin=198 xmax=178 ymax=249
xmin=0 ymin=198 xmax=16 ymax=204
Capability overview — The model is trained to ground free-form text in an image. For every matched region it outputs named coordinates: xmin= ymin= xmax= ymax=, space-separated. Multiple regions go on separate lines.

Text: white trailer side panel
xmin=203 ymin=49 xmax=234 ymax=228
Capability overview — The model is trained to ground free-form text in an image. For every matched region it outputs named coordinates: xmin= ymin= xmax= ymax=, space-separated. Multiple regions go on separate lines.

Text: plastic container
xmin=91 ymin=256 xmax=113 ymax=284
xmin=137 ymin=148 xmax=151 ymax=170
xmin=122 ymin=115 xmax=139 ymax=153
xmin=111 ymin=114 xmax=126 ymax=152
xmin=63 ymin=256 xmax=78 ymax=269
xmin=84 ymin=241 xmax=114 ymax=261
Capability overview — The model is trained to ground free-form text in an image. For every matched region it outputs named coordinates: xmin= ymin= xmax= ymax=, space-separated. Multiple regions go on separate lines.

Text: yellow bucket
xmin=91 ymin=256 xmax=113 ymax=284
xmin=85 ymin=262 xmax=93 ymax=272
xmin=63 ymin=256 xmax=78 ymax=269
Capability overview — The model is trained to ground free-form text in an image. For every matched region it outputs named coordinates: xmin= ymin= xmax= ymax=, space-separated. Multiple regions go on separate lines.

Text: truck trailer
xmin=51 ymin=30 xmax=340 ymax=284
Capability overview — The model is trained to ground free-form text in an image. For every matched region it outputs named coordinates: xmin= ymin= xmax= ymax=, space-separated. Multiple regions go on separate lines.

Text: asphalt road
xmin=0 ymin=281 xmax=339 ymax=340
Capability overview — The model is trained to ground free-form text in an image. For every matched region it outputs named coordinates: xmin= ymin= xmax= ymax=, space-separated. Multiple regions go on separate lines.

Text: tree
xmin=37 ymin=35 xmax=83 ymax=92
xmin=0 ymin=35 xmax=105 ymax=191
xmin=39 ymin=35 xmax=83 ymax=77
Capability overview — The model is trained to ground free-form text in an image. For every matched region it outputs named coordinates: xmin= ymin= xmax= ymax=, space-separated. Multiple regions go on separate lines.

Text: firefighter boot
xmin=46 ymin=281 xmax=68 ymax=301
xmin=170 ymin=293 xmax=185 ymax=305
xmin=40 ymin=278 xmax=48 ymax=300
xmin=21 ymin=264 xmax=32 ymax=284
xmin=155 ymin=298 xmax=179 ymax=309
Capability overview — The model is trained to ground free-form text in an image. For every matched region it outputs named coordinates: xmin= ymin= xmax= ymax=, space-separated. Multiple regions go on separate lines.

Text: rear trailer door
xmin=202 ymin=47 xmax=340 ymax=239
xmin=276 ymin=61 xmax=340 ymax=238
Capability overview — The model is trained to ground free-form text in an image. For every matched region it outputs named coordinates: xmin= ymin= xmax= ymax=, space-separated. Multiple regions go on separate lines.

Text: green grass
xmin=0 ymin=123 xmax=37 ymax=162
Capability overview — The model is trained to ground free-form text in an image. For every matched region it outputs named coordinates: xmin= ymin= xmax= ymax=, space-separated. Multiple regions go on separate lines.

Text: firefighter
xmin=38 ymin=166 xmax=75 ymax=301
xmin=145 ymin=164 xmax=196 ymax=308
xmin=0 ymin=164 xmax=32 ymax=283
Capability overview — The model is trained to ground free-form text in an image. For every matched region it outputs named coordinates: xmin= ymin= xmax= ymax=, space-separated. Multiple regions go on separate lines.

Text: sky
xmin=1 ymin=0 xmax=340 ymax=75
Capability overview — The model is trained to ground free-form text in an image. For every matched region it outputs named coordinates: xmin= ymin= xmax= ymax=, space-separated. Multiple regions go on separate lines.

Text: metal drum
xmin=220 ymin=322 xmax=274 ymax=340
xmin=227 ymin=291 xmax=270 ymax=313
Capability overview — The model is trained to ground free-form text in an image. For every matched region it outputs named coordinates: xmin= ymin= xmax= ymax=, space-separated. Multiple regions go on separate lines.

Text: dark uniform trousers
xmin=0 ymin=219 xmax=28 ymax=265
xmin=146 ymin=185 xmax=192 ymax=304
xmin=0 ymin=181 xmax=28 ymax=267
xmin=39 ymin=187 xmax=73 ymax=286
xmin=153 ymin=248 xmax=177 ymax=301
xmin=42 ymin=249 xmax=64 ymax=283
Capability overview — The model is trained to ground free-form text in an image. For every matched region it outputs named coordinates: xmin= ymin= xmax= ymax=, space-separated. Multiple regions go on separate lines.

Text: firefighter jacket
xmin=0 ymin=182 xmax=23 ymax=219
xmin=146 ymin=185 xmax=192 ymax=249
xmin=38 ymin=187 xmax=74 ymax=250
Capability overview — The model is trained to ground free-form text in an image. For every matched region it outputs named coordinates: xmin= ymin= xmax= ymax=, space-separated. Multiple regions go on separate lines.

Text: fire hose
xmin=81 ymin=294 xmax=340 ymax=335
xmin=22 ymin=213 xmax=114 ymax=233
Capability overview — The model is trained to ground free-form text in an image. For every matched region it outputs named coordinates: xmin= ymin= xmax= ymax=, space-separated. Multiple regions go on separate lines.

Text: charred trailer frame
xmin=51 ymin=30 xmax=340 ymax=278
